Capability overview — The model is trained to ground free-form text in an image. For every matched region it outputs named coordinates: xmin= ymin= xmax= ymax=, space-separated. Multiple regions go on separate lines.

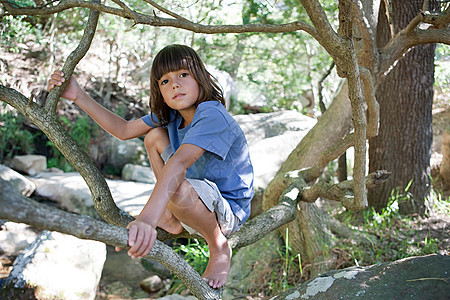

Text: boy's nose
xmin=172 ymin=80 xmax=180 ymax=89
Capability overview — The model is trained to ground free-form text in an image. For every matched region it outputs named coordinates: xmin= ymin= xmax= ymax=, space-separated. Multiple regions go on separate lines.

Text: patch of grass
xmin=332 ymin=185 xmax=450 ymax=268
xmin=165 ymin=239 xmax=210 ymax=294
xmin=245 ymin=228 xmax=304 ymax=297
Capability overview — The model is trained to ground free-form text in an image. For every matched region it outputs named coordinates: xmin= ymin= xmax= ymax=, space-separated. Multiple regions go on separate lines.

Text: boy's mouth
xmin=173 ymin=93 xmax=185 ymax=100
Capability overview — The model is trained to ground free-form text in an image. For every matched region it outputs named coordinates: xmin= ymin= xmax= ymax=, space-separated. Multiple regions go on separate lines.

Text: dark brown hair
xmin=149 ymin=44 xmax=225 ymax=126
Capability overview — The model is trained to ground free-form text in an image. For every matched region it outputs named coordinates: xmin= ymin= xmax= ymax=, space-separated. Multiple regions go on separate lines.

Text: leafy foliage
xmin=167 ymin=239 xmax=210 ymax=294
xmin=435 ymin=44 xmax=450 ymax=93
xmin=332 ymin=185 xmax=449 ymax=267
xmin=0 ymin=104 xmax=35 ymax=162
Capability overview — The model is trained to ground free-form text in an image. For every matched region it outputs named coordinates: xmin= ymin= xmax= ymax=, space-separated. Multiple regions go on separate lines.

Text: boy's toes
xmin=202 ymin=277 xmax=224 ymax=289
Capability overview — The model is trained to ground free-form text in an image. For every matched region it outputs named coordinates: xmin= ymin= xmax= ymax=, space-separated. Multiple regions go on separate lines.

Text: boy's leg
xmin=145 ymin=127 xmax=231 ymax=288
xmin=144 ymin=127 xmax=183 ymax=234
xmin=167 ymin=182 xmax=231 ymax=289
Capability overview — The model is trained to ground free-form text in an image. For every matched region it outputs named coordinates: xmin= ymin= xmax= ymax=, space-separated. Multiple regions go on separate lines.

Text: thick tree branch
xmin=44 ymin=0 xmax=99 ymax=113
xmin=0 ymin=0 xmax=319 ymax=38
xmin=359 ymin=66 xmax=379 ymax=138
xmin=0 ymin=178 xmax=221 ymax=299
xmin=352 ymin=0 xmax=378 ymax=72
xmin=335 ymin=0 xmax=368 ymax=210
xmin=378 ymin=6 xmax=450 ymax=77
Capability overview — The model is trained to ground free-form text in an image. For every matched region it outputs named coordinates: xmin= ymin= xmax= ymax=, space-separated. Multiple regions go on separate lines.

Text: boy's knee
xmin=170 ymin=180 xmax=198 ymax=208
xmin=144 ymin=127 xmax=169 ymax=150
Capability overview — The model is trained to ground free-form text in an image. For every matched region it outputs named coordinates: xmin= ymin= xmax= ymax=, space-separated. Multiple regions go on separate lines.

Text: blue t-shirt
xmin=142 ymin=101 xmax=254 ymax=223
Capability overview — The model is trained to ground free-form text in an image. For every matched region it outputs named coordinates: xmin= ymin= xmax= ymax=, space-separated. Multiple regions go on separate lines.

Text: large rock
xmin=0 ymin=222 xmax=40 ymax=257
xmin=30 ymin=171 xmax=154 ymax=217
xmin=8 ymin=155 xmax=47 ymax=176
xmin=0 ymin=164 xmax=35 ymax=196
xmin=272 ymin=254 xmax=450 ymax=299
xmin=235 ymin=110 xmax=316 ymax=189
xmin=0 ymin=231 xmax=106 ymax=300
xmin=122 ymin=163 xmax=156 ymax=184
xmin=108 ymin=137 xmax=148 ymax=171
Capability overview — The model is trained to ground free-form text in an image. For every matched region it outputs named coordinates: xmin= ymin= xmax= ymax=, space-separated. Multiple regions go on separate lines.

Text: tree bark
xmin=369 ymin=0 xmax=436 ymax=214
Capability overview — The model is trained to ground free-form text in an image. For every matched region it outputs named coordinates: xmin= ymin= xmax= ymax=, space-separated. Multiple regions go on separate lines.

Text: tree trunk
xmin=368 ymin=0 xmax=436 ymax=215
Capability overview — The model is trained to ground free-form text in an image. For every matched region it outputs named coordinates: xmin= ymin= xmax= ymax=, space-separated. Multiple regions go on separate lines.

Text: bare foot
xmin=202 ymin=236 xmax=231 ymax=289
xmin=158 ymin=209 xmax=183 ymax=234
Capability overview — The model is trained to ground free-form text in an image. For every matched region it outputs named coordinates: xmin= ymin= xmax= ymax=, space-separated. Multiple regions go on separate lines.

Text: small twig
xmin=406 ymin=277 xmax=448 ymax=283
xmin=142 ymin=0 xmax=191 ymax=22
xmin=111 ymin=0 xmax=137 ymax=21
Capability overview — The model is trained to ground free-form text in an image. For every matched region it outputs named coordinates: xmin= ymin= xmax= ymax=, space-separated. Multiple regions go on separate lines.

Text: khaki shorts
xmin=161 ymin=145 xmax=241 ymax=237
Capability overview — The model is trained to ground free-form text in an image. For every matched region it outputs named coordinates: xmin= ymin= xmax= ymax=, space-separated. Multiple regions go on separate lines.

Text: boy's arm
xmin=74 ymin=88 xmax=150 ymax=140
xmin=127 ymin=143 xmax=205 ymax=258
xmin=48 ymin=70 xmax=150 ymax=140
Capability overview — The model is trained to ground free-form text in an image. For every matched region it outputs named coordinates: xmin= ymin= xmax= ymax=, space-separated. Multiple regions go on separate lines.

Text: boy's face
xmin=158 ymin=69 xmax=200 ymax=115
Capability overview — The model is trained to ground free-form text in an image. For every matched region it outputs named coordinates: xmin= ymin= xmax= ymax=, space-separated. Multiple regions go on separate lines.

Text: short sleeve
xmin=182 ymin=103 xmax=237 ymax=160
xmin=141 ymin=112 xmax=159 ymax=128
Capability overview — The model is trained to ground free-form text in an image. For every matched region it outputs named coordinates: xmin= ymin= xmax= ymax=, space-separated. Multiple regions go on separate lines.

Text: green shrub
xmin=0 ymin=106 xmax=35 ymax=163
xmin=333 ymin=183 xmax=449 ymax=267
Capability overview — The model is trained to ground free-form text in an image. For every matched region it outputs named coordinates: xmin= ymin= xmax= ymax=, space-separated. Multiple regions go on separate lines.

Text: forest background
xmin=0 ymin=0 xmax=450 ymax=298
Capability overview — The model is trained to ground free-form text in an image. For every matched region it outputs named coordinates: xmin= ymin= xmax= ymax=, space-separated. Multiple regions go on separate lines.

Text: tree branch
xmin=110 ymin=0 xmax=139 ymax=21
xmin=0 ymin=0 xmax=320 ymax=37
xmin=229 ymin=177 xmax=303 ymax=249
xmin=334 ymin=0 xmax=368 ymax=210
xmin=232 ymin=168 xmax=391 ymax=249
xmin=300 ymin=170 xmax=391 ymax=210
xmin=44 ymin=0 xmax=99 ymax=113
xmin=0 ymin=178 xmax=221 ymax=299
xmin=352 ymin=0 xmax=378 ymax=72
xmin=378 ymin=5 xmax=450 ymax=77
xmin=299 ymin=0 xmax=344 ymax=57
xmin=359 ymin=66 xmax=379 ymax=138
